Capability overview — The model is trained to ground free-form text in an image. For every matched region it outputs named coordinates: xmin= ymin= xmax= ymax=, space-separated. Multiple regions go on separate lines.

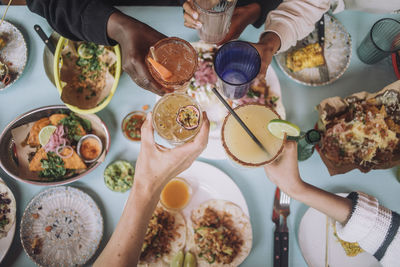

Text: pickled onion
xmin=56 ymin=145 xmax=73 ymax=159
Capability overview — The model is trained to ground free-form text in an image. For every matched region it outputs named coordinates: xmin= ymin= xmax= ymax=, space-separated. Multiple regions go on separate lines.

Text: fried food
xmin=286 ymin=43 xmax=325 ymax=72
xmin=27 ymin=118 xmax=50 ymax=147
xmin=49 ymin=114 xmax=67 ymax=125
xmin=29 ymin=147 xmax=86 ymax=172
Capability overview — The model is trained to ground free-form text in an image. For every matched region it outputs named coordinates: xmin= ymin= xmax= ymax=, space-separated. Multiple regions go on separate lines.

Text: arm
xmin=94 ymin=112 xmax=210 ymax=267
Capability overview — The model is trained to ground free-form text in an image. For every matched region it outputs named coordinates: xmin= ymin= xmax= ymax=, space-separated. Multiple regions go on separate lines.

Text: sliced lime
xmin=267 ymin=119 xmax=301 ymax=140
xmin=39 ymin=125 xmax=57 ymax=146
xmin=77 ymin=44 xmax=93 ymax=59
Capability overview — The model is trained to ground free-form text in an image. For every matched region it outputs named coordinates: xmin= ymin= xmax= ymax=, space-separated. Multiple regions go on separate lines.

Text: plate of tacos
xmin=0 ymin=105 xmax=110 ymax=185
xmin=138 ymin=161 xmax=252 ymax=266
xmin=0 ymin=179 xmax=16 ymax=263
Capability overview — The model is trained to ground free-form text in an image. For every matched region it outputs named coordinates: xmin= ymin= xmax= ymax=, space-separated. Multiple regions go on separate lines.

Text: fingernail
xmin=193 ymin=12 xmax=198 ymax=20
xmin=196 ymin=22 xmax=202 ymax=29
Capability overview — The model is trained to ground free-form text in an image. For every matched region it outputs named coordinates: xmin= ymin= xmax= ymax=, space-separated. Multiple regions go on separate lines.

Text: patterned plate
xmin=275 ymin=13 xmax=352 ymax=86
xmin=0 ymin=20 xmax=28 ymax=90
xmin=20 ymin=186 xmax=103 ymax=267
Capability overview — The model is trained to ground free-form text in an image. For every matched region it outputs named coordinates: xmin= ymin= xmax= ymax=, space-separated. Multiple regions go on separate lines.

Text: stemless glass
xmin=214 ymin=41 xmax=261 ymax=99
xmin=357 ymin=18 xmax=400 ymax=64
xmin=194 ymin=0 xmax=237 ymax=44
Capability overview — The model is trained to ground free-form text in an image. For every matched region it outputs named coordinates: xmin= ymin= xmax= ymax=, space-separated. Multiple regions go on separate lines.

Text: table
xmin=0 ymin=6 xmax=399 ymax=267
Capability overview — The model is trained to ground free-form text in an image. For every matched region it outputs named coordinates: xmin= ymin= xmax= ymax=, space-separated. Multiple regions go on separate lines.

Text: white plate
xmin=0 ymin=178 xmax=16 ymax=263
xmin=275 ymin=13 xmax=351 ymax=86
xmin=178 ymin=161 xmax=249 ymax=219
xmin=20 ymin=186 xmax=103 ymax=267
xmin=298 ymin=194 xmax=380 ymax=267
xmin=0 ymin=20 xmax=28 ymax=90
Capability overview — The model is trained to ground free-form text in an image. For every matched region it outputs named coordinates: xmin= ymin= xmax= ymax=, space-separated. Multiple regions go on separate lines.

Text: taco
xmin=187 ymin=200 xmax=252 ymax=267
xmin=0 ymin=181 xmax=16 ymax=238
xmin=138 ymin=204 xmax=186 ymax=266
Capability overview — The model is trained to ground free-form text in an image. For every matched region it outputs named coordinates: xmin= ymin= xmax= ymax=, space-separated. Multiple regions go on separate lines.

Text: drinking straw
xmin=0 ymin=0 xmax=13 ymax=27
xmin=212 ymin=87 xmax=268 ymax=153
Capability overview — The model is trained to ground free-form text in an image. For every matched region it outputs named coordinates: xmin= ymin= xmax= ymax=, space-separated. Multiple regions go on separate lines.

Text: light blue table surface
xmin=0 ymin=6 xmax=399 ymax=267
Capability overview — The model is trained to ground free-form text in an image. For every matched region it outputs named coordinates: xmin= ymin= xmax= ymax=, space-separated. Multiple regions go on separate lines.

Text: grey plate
xmin=0 ymin=105 xmax=110 ymax=186
xmin=275 ymin=13 xmax=352 ymax=86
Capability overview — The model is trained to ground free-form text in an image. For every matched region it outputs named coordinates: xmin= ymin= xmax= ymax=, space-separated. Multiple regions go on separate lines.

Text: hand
xmin=183 ymin=0 xmax=203 ymax=29
xmin=263 ymin=141 xmax=306 ymax=196
xmin=252 ymin=32 xmax=281 ymax=77
xmin=107 ymin=11 xmax=166 ymax=95
xmin=134 ymin=112 xmax=210 ymax=195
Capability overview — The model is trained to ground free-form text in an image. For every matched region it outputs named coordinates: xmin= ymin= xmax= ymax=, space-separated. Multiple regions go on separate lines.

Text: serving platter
xmin=0 ymin=20 xmax=28 ymax=90
xmin=298 ymin=194 xmax=379 ymax=267
xmin=0 ymin=105 xmax=110 ymax=186
xmin=275 ymin=13 xmax=352 ymax=86
xmin=20 ymin=186 xmax=103 ymax=267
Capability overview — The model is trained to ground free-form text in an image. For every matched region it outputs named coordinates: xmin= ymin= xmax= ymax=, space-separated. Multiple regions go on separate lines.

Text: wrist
xmin=258 ymin=32 xmax=281 ymax=54
xmin=285 ymin=178 xmax=308 ymax=199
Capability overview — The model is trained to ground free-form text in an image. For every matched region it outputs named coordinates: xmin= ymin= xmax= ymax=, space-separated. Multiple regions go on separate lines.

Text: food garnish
xmin=38 ymin=125 xmax=57 ymax=147
xmin=267 ymin=119 xmax=301 ymax=140
xmin=39 ymin=152 xmax=67 ymax=179
xmin=193 ymin=207 xmax=243 ymax=264
xmin=176 ymin=105 xmax=200 ymax=130
xmin=286 ymin=43 xmax=325 ymax=72
xmin=147 ymin=56 xmax=173 ymax=81
xmin=170 ymin=250 xmax=184 ymax=267
xmin=104 ymin=160 xmax=134 ymax=192
xmin=0 ymin=192 xmax=11 ymax=230
xmin=184 ymin=251 xmax=197 ymax=267
xmin=122 ymin=112 xmax=146 ymax=141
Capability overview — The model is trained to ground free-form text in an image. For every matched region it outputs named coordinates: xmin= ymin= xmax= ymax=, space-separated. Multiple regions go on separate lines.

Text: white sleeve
xmin=262 ymin=0 xmax=331 ymax=53
xmin=335 ymin=192 xmax=400 ymax=267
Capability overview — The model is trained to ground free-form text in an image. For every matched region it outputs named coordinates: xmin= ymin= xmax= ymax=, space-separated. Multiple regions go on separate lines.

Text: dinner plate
xmin=0 ymin=178 xmax=16 ymax=264
xmin=178 ymin=161 xmax=249 ymax=218
xmin=0 ymin=20 xmax=28 ymax=91
xmin=298 ymin=194 xmax=380 ymax=267
xmin=20 ymin=186 xmax=103 ymax=267
xmin=275 ymin=13 xmax=352 ymax=86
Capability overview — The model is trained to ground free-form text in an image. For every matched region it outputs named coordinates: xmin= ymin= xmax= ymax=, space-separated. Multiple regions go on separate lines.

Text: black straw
xmin=212 ymin=88 xmax=268 ymax=153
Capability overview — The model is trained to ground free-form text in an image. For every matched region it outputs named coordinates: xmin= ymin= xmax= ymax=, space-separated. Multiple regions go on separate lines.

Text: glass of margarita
xmin=153 ymin=92 xmax=202 ymax=145
xmin=221 ymin=104 xmax=285 ymax=167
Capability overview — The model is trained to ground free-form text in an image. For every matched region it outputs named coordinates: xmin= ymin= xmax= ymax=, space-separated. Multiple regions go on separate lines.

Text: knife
xmin=34 ymin=24 xmax=56 ymax=55
xmin=272 ymin=187 xmax=281 ymax=267
xmin=317 ymin=15 xmax=330 ymax=82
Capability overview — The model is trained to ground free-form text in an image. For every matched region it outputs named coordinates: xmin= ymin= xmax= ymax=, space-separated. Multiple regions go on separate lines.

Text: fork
xmin=279 ymin=191 xmax=291 ymax=267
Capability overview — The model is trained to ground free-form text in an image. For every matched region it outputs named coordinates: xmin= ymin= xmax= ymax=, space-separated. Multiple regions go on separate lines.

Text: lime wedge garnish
xmin=39 ymin=125 xmax=57 ymax=146
xmin=77 ymin=44 xmax=94 ymax=59
xmin=267 ymin=119 xmax=301 ymax=140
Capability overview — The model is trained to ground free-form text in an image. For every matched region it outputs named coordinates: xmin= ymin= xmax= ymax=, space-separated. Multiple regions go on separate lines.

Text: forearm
xmin=94 ymin=177 xmax=162 ymax=267
xmin=290 ymin=182 xmax=352 ymax=224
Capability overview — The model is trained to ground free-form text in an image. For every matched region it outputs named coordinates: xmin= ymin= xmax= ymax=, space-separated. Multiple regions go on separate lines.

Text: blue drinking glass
xmin=214 ymin=41 xmax=261 ymax=99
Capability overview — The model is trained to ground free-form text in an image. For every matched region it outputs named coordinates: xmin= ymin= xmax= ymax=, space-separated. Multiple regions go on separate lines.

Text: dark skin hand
xmin=183 ymin=1 xmax=261 ymax=45
xmin=252 ymin=31 xmax=281 ymax=77
xmin=107 ymin=11 xmax=167 ymax=95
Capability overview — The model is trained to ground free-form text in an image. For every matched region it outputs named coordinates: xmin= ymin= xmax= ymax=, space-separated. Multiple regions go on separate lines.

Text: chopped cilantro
xmin=39 ymin=152 xmax=66 ymax=179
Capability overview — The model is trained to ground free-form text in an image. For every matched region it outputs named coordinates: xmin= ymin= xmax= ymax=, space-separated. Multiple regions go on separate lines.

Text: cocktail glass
xmin=146 ymin=37 xmax=198 ymax=92
xmin=152 ymin=92 xmax=202 ymax=145
xmin=221 ymin=103 xmax=285 ymax=167
xmin=194 ymin=0 xmax=237 ymax=44
xmin=214 ymin=41 xmax=261 ymax=99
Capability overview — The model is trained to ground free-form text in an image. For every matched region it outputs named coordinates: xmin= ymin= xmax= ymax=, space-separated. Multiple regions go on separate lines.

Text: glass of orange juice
xmin=160 ymin=177 xmax=192 ymax=210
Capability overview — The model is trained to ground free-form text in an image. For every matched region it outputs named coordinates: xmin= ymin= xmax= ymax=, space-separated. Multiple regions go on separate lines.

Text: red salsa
xmin=123 ymin=113 xmax=146 ymax=141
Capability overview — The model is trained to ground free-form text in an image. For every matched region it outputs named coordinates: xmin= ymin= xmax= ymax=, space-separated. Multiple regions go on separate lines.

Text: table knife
xmin=272 ymin=187 xmax=281 ymax=267
xmin=317 ymin=15 xmax=330 ymax=82
xmin=34 ymin=24 xmax=56 ymax=55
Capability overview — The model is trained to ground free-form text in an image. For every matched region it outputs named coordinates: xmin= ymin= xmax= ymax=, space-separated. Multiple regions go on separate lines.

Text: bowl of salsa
xmin=121 ymin=111 xmax=146 ymax=142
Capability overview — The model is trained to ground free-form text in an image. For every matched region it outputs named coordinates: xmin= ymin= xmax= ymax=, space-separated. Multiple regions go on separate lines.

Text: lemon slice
xmin=39 ymin=125 xmax=57 ymax=146
xmin=77 ymin=44 xmax=93 ymax=59
xmin=267 ymin=119 xmax=301 ymax=140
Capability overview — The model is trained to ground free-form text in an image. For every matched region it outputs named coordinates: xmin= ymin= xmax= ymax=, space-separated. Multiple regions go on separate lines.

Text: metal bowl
xmin=76 ymin=134 xmax=104 ymax=164
xmin=0 ymin=105 xmax=110 ymax=186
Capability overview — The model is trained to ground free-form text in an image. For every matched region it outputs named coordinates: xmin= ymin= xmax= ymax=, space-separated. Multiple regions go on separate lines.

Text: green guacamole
xmin=104 ymin=160 xmax=134 ymax=192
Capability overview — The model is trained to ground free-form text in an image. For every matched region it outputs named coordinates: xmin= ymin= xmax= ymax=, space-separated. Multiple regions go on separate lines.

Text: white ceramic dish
xmin=0 ymin=178 xmax=16 ymax=264
xmin=20 ymin=186 xmax=103 ymax=267
xmin=298 ymin=193 xmax=380 ymax=267
xmin=275 ymin=13 xmax=352 ymax=86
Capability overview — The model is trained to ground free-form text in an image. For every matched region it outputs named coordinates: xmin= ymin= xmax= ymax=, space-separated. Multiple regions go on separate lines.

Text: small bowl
xmin=160 ymin=177 xmax=192 ymax=211
xmin=103 ymin=160 xmax=135 ymax=193
xmin=121 ymin=111 xmax=147 ymax=142
xmin=77 ymin=134 xmax=103 ymax=163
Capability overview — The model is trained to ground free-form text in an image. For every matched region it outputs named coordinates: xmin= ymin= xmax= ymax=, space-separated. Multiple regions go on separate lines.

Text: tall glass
xmin=152 ymin=92 xmax=202 ymax=145
xmin=194 ymin=0 xmax=237 ymax=44
xmin=214 ymin=41 xmax=261 ymax=99
xmin=221 ymin=104 xmax=285 ymax=167
xmin=357 ymin=18 xmax=400 ymax=64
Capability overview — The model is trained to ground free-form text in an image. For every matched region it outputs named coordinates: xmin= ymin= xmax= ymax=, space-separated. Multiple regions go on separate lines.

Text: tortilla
xmin=138 ymin=204 xmax=186 ymax=267
xmin=316 ymin=80 xmax=400 ymax=175
xmin=187 ymin=200 xmax=252 ymax=267
xmin=59 ymin=41 xmax=116 ymax=110
xmin=0 ymin=181 xmax=16 ymax=238
xmin=29 ymin=147 xmax=86 ymax=172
